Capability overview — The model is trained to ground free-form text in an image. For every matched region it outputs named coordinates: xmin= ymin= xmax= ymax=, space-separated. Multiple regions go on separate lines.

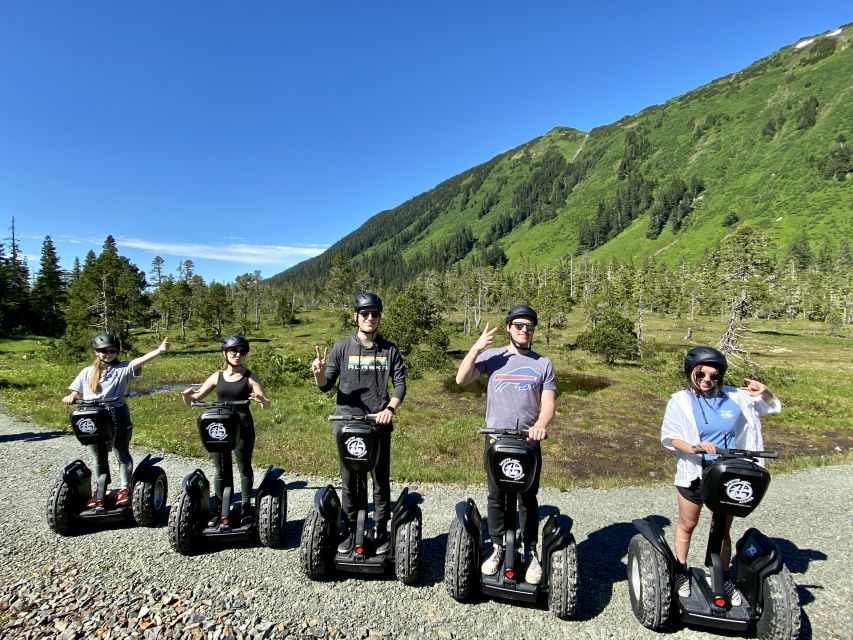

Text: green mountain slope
xmin=271 ymin=25 xmax=852 ymax=294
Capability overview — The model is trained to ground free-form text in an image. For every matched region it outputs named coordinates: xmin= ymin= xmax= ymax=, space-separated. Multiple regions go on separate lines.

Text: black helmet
xmin=684 ymin=346 xmax=727 ymax=378
xmin=354 ymin=292 xmax=383 ymax=312
xmin=92 ymin=333 xmax=120 ymax=352
xmin=505 ymin=304 xmax=538 ymax=326
xmin=221 ymin=335 xmax=250 ymax=353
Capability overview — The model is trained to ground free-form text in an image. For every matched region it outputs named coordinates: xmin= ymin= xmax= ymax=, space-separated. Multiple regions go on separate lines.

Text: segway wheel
xmin=394 ymin=506 xmax=422 ymax=585
xmin=756 ymin=566 xmax=801 ymax=640
xmin=168 ymin=491 xmax=200 ymax=555
xmin=548 ymin=535 xmax=579 ymax=619
xmin=258 ymin=479 xmax=287 ymax=548
xmin=132 ymin=466 xmax=168 ymax=527
xmin=444 ymin=516 xmax=478 ymax=601
xmin=299 ymin=508 xmax=334 ymax=579
xmin=627 ymin=533 xmax=673 ymax=630
xmin=46 ymin=478 xmax=77 ymax=536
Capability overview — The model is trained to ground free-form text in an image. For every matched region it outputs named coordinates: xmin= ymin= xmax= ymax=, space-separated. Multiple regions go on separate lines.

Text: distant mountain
xmin=270 ymin=25 xmax=852 ymax=294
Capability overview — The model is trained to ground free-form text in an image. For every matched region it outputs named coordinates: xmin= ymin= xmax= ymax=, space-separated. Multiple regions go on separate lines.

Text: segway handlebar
xmin=190 ymin=400 xmax=250 ymax=408
xmin=328 ymin=414 xmax=378 ymax=422
xmin=691 ymin=446 xmax=778 ymax=459
xmin=71 ymin=397 xmax=119 ymax=405
xmin=478 ymin=426 xmax=548 ymax=440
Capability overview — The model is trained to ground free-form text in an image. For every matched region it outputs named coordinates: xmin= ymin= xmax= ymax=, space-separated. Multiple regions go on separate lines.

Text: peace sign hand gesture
xmin=312 ymin=345 xmax=327 ymax=375
xmin=473 ymin=322 xmax=498 ymax=354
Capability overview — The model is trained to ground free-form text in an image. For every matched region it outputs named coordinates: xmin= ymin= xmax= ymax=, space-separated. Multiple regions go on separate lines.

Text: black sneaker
xmin=240 ymin=502 xmax=254 ymax=525
xmin=207 ymin=498 xmax=222 ymax=528
xmin=337 ymin=533 xmax=354 ymax=554
xmin=375 ymin=531 xmax=391 ymax=555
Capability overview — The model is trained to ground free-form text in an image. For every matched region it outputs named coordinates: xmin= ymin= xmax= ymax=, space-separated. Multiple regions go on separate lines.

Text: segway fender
xmin=455 ymin=498 xmax=482 ymax=540
xmin=735 ymin=527 xmax=785 ymax=606
xmin=181 ymin=469 xmax=210 ymax=498
xmin=632 ymin=518 xmax=677 ymax=568
xmin=130 ymin=454 xmax=164 ymax=484
xmin=540 ymin=509 xmax=574 ymax=581
xmin=60 ymin=459 xmax=92 ymax=500
xmin=256 ymin=466 xmax=285 ymax=500
xmin=314 ymin=484 xmax=341 ymax=527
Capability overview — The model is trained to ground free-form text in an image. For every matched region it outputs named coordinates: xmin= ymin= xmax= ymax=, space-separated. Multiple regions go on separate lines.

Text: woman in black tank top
xmin=181 ymin=336 xmax=270 ymax=522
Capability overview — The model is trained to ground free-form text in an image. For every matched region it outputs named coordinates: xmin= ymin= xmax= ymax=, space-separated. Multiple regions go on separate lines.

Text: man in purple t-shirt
xmin=455 ymin=304 xmax=556 ymax=585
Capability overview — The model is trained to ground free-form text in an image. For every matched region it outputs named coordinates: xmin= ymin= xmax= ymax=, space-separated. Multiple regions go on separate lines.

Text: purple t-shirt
xmin=475 ymin=347 xmax=556 ymax=430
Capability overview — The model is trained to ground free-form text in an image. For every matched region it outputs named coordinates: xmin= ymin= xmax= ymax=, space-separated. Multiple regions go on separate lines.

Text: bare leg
xmin=675 ymin=493 xmax=702 ymax=567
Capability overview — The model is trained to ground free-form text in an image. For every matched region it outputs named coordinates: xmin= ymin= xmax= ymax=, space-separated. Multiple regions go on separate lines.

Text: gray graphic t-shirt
xmin=474 ymin=347 xmax=556 ymax=430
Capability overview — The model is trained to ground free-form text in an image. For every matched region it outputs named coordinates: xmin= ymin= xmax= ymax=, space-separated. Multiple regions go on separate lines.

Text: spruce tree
xmin=31 ymin=235 xmax=67 ymax=336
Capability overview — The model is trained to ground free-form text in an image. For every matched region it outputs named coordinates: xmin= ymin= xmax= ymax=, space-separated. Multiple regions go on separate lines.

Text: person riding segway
xmin=446 ymin=305 xmax=578 ymax=618
xmin=169 ymin=336 xmax=286 ymax=554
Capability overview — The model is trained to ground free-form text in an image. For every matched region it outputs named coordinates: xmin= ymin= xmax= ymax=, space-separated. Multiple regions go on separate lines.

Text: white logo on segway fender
xmin=745 ymin=543 xmax=759 ymax=558
xmin=500 ymin=458 xmax=525 ymax=481
xmin=76 ymin=418 xmax=97 ymax=434
xmin=345 ymin=436 xmax=367 ymax=459
xmin=724 ymin=478 xmax=754 ymax=503
xmin=207 ymin=422 xmax=227 ymax=440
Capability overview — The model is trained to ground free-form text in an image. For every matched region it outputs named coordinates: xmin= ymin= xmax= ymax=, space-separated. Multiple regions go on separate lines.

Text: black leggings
xmin=209 ymin=410 xmax=255 ymax=504
xmin=88 ymin=404 xmax=133 ymax=487
xmin=486 ymin=440 xmax=542 ymax=549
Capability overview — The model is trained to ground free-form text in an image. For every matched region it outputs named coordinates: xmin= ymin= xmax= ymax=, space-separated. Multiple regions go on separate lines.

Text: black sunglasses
xmin=96 ymin=348 xmax=119 ymax=355
xmin=511 ymin=321 xmax=536 ymax=331
xmin=227 ymin=348 xmax=248 ymax=355
xmin=358 ymin=310 xmax=381 ymax=319
xmin=695 ymin=371 xmax=720 ymax=382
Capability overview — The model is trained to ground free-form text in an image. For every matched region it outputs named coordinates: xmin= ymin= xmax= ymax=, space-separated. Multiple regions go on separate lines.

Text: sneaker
xmin=675 ymin=571 xmax=690 ymax=598
xmin=85 ymin=495 xmax=101 ymax=508
xmin=240 ymin=502 xmax=254 ymax=524
xmin=481 ymin=544 xmax=505 ymax=576
xmin=725 ymin=579 xmax=742 ymax=606
xmin=115 ymin=487 xmax=130 ymax=507
xmin=375 ymin=531 xmax=391 ymax=555
xmin=524 ymin=548 xmax=542 ymax=584
xmin=207 ymin=498 xmax=222 ymax=527
xmin=337 ymin=532 xmax=354 ymax=554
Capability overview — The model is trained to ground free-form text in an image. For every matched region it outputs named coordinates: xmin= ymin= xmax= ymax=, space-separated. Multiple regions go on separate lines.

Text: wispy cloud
xmin=50 ymin=234 xmax=327 ymax=266
xmin=117 ymin=237 xmax=327 ymax=265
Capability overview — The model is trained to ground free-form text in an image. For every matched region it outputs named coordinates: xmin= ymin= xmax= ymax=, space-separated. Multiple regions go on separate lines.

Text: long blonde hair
xmin=89 ymin=355 xmax=104 ymax=393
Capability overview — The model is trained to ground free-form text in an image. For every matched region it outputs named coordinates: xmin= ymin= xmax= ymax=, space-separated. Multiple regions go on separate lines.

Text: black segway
xmin=299 ymin=414 xmax=422 ymax=584
xmin=168 ymin=400 xmax=287 ymax=555
xmin=444 ymin=426 xmax=578 ymax=619
xmin=628 ymin=447 xmax=801 ymax=640
xmin=47 ymin=398 xmax=168 ymax=535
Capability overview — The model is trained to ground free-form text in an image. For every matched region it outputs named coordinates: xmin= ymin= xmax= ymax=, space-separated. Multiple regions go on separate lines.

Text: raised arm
xmin=130 ymin=337 xmax=170 ymax=371
xmin=181 ymin=372 xmax=217 ymax=407
xmin=456 ymin=323 xmax=497 ymax=386
xmin=248 ymin=373 xmax=271 ymax=409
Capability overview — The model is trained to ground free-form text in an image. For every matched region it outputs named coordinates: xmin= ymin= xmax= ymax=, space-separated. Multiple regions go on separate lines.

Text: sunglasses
xmin=227 ymin=348 xmax=248 ymax=355
xmin=96 ymin=348 xmax=118 ymax=355
xmin=695 ymin=371 xmax=720 ymax=382
xmin=358 ymin=310 xmax=381 ymax=319
xmin=511 ymin=321 xmax=536 ymax=331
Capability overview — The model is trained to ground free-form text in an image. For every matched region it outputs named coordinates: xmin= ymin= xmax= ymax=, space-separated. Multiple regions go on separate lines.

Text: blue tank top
xmin=690 ymin=391 xmax=746 ymax=448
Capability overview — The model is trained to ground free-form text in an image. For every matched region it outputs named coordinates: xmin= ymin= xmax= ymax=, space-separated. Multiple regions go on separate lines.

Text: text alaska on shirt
xmin=347 ymin=355 xmax=388 ymax=372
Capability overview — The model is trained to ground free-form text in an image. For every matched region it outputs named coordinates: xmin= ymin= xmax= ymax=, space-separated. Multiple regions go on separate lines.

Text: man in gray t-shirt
xmin=455 ymin=304 xmax=556 ymax=585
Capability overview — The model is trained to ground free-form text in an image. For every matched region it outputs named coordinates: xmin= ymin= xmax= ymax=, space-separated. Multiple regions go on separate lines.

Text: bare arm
xmin=62 ymin=391 xmax=82 ymax=404
xmin=248 ymin=373 xmax=271 ymax=409
xmin=181 ymin=372 xmax=217 ymax=407
xmin=130 ymin=337 xmax=170 ymax=371
xmin=455 ymin=323 xmax=498 ymax=386
xmin=528 ymin=389 xmax=555 ymax=441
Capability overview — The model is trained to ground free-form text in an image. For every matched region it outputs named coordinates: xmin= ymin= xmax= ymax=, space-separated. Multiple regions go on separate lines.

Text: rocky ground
xmin=1 ymin=410 xmax=850 ymax=639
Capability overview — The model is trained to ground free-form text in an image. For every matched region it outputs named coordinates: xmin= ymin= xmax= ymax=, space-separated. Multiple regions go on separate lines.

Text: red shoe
xmin=85 ymin=495 xmax=101 ymax=508
xmin=115 ymin=487 xmax=131 ymax=507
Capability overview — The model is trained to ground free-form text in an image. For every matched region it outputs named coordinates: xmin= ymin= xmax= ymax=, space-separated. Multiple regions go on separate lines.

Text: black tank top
xmin=216 ymin=369 xmax=252 ymax=404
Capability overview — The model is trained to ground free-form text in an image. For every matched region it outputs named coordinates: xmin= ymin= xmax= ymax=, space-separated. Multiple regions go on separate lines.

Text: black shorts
xmin=677 ymin=478 xmax=703 ymax=505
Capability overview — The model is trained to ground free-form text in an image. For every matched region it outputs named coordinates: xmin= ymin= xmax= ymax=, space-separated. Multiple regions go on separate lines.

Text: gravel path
xmin=1 ymin=410 xmax=850 ymax=639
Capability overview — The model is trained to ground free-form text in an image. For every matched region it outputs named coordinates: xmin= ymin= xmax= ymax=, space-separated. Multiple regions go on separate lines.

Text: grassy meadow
xmin=1 ymin=309 xmax=851 ymax=489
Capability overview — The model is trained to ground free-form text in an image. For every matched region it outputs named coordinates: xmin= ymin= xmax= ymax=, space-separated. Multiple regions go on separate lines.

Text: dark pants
xmin=486 ymin=440 xmax=542 ymax=549
xmin=338 ymin=425 xmax=391 ymax=534
xmin=209 ymin=410 xmax=255 ymax=505
xmin=88 ymin=404 xmax=133 ymax=487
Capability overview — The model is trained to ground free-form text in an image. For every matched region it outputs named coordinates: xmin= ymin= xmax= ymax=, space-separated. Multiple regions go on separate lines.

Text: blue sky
xmin=2 ymin=2 xmax=849 ymax=284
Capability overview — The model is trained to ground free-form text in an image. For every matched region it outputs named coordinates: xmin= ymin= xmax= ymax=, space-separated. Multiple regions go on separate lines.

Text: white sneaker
xmin=524 ymin=549 xmax=542 ymax=584
xmin=724 ymin=579 xmax=742 ymax=606
xmin=481 ymin=544 xmax=504 ymax=575
xmin=675 ymin=571 xmax=690 ymax=597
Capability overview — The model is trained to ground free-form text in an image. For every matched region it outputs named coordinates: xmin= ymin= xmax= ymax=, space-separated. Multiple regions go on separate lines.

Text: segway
xmin=299 ymin=414 xmax=422 ymax=584
xmin=628 ymin=447 xmax=801 ymax=640
xmin=47 ymin=398 xmax=168 ymax=535
xmin=444 ymin=426 xmax=578 ymax=619
xmin=168 ymin=400 xmax=287 ymax=555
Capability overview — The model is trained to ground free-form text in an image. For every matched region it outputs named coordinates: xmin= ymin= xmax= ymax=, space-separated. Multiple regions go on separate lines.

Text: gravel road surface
xmin=1 ymin=410 xmax=850 ymax=639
